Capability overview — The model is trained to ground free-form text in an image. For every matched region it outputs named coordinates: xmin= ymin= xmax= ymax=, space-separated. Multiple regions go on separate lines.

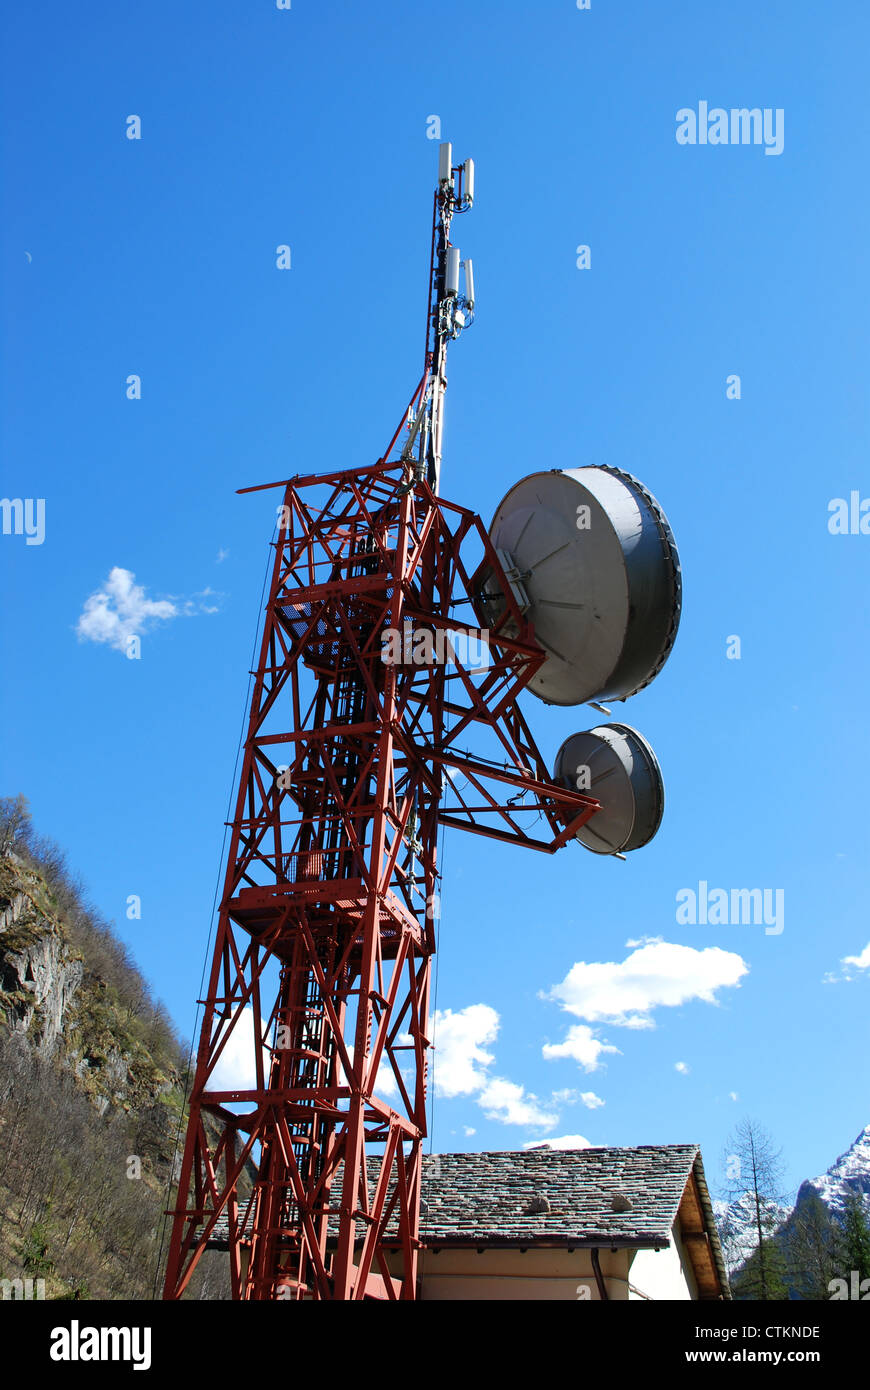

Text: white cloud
xmin=208 ymin=1013 xmax=401 ymax=1100
xmin=729 ymin=1091 xmax=739 ymax=1102
xmin=208 ymin=1003 xmax=552 ymax=1130
xmin=191 ymin=586 xmax=221 ymax=615
xmin=463 ymin=1126 xmax=476 ymax=1137
xmin=824 ymin=941 xmax=870 ymax=984
xmin=334 ymin=1043 xmax=399 ymax=1099
xmin=524 ymin=1135 xmax=591 ymax=1151
xmin=431 ymin=1004 xmax=499 ymax=1098
xmin=675 ymin=1061 xmax=690 ymax=1075
xmin=371 ymin=1059 xmax=399 ymax=1099
xmin=478 ymin=1077 xmax=558 ymax=1129
xmin=76 ymin=567 xmax=220 ymax=653
xmin=208 ymin=1008 xmax=268 ymax=1093
xmin=216 ymin=548 xmax=229 ymax=563
xmin=545 ymin=941 xmax=748 ymax=1030
xmin=579 ymin=1091 xmax=605 ymax=1109
xmin=843 ymin=942 xmax=870 ymax=972
xmin=430 ymin=1004 xmax=570 ymax=1131
xmin=77 ymin=567 xmax=176 ymax=652
xmin=542 ymin=1023 xmax=621 ymax=1073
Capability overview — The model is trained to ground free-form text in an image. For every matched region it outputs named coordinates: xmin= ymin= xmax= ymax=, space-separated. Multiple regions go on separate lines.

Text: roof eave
xmin=398 ymin=1235 xmax=672 ymax=1252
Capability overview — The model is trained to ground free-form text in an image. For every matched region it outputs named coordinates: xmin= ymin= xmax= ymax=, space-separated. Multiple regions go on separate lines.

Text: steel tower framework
xmin=163 ymin=149 xmax=602 ymax=1300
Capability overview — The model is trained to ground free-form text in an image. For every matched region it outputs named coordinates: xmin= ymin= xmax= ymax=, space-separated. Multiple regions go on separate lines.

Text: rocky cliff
xmin=1 ymin=866 xmax=84 ymax=1058
xmin=0 ymin=850 xmax=182 ymax=1121
xmin=0 ymin=812 xmax=227 ymax=1300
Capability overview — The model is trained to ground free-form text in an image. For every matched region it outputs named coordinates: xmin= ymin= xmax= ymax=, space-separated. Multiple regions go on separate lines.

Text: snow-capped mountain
xmin=714 ymin=1124 xmax=870 ymax=1274
xmin=797 ymin=1123 xmax=870 ymax=1215
xmin=714 ymin=1191 xmax=789 ymax=1274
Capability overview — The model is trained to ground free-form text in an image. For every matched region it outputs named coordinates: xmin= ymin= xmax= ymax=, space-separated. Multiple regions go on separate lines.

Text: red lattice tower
xmin=163 ymin=147 xmax=601 ymax=1300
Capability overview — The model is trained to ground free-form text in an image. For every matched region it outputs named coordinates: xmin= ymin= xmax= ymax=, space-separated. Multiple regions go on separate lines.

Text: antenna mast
xmin=409 ymin=142 xmax=475 ymax=491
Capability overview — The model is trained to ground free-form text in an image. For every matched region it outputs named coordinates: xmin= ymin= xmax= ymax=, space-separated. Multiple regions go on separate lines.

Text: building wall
xmin=384 ymin=1222 xmax=700 ymax=1300
xmin=628 ymin=1220 xmax=698 ymax=1301
xmin=408 ymin=1246 xmax=635 ymax=1301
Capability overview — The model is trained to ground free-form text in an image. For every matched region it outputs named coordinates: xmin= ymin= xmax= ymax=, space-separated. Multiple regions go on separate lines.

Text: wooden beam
xmin=677 ymin=1173 xmax=721 ymax=1299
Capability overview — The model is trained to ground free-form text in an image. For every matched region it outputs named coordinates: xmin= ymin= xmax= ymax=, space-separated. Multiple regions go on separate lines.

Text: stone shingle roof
xmin=204 ymin=1144 xmax=725 ymax=1271
xmin=417 ymin=1145 xmax=698 ymax=1246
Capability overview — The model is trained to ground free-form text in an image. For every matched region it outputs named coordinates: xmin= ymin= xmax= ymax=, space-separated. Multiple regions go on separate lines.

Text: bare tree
xmin=0 ymin=794 xmax=31 ymax=856
xmin=723 ymin=1118 xmax=789 ymax=1300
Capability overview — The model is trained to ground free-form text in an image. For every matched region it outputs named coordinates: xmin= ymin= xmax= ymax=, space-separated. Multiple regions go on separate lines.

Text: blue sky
xmin=2 ymin=0 xmax=869 ymax=1204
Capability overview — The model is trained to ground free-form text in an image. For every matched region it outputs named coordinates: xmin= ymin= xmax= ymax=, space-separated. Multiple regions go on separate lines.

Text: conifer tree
xmin=839 ymin=1189 xmax=870 ymax=1284
xmin=785 ymin=1188 xmax=840 ymax=1299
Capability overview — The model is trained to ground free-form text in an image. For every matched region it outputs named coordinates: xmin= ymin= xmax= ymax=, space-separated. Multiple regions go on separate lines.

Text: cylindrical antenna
xmin=422 ymin=144 xmax=474 ymax=494
xmin=463 ymin=257 xmax=474 ymax=309
xmin=463 ymin=158 xmax=475 ymax=206
xmin=444 ymin=246 xmax=460 ymax=298
xmin=438 ymin=142 xmax=453 ymax=187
